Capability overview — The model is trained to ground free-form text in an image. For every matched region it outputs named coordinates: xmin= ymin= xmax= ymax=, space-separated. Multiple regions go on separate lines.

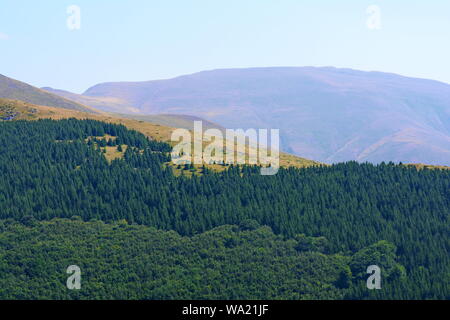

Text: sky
xmin=1 ymin=0 xmax=449 ymax=93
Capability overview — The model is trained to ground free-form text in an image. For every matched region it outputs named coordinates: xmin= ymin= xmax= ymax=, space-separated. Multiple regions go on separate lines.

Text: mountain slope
xmin=41 ymin=87 xmax=139 ymax=114
xmin=115 ymin=113 xmax=226 ymax=132
xmin=0 ymin=98 xmax=319 ymax=169
xmin=83 ymin=67 xmax=450 ymax=166
xmin=0 ymin=74 xmax=97 ymax=113
xmin=41 ymin=88 xmax=227 ymax=132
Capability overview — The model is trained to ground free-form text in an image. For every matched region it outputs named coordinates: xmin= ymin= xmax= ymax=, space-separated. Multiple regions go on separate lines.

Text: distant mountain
xmin=82 ymin=67 xmax=450 ymax=165
xmin=0 ymin=74 xmax=96 ymax=113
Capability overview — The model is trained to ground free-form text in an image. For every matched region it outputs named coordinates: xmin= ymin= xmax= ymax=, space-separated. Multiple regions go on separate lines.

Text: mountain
xmin=82 ymin=67 xmax=450 ymax=166
xmin=0 ymin=74 xmax=97 ymax=113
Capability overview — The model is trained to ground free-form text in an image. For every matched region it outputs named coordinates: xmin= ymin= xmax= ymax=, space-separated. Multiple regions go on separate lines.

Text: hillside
xmin=41 ymin=87 xmax=140 ymax=114
xmin=0 ymin=74 xmax=97 ymax=114
xmin=82 ymin=67 xmax=450 ymax=166
xmin=42 ymin=87 xmax=227 ymax=132
xmin=116 ymin=113 xmax=226 ymax=132
xmin=0 ymin=98 xmax=319 ymax=169
xmin=42 ymin=87 xmax=228 ymax=133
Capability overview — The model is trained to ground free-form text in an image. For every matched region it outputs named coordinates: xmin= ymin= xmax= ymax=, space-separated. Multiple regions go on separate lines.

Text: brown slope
xmin=0 ymin=74 xmax=97 ymax=114
xmin=0 ymin=98 xmax=320 ymax=169
xmin=41 ymin=87 xmax=140 ymax=114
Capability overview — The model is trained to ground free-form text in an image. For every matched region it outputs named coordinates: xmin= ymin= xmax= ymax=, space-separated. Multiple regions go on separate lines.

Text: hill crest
xmin=0 ymin=74 xmax=97 ymax=114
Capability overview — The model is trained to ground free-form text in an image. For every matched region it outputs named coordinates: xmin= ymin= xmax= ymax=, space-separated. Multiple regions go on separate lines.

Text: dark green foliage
xmin=239 ymin=219 xmax=261 ymax=231
xmin=0 ymin=219 xmax=391 ymax=300
xmin=350 ymin=241 xmax=405 ymax=280
xmin=0 ymin=119 xmax=448 ymax=299
xmin=295 ymin=234 xmax=330 ymax=254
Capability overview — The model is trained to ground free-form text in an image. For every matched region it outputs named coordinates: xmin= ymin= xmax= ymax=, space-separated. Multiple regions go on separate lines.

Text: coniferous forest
xmin=0 ymin=119 xmax=448 ymax=299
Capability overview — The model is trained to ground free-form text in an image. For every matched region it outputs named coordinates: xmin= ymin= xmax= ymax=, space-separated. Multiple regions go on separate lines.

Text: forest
xmin=0 ymin=119 xmax=448 ymax=299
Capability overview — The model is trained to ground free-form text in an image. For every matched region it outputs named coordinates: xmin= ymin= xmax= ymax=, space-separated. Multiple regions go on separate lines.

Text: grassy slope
xmin=0 ymin=98 xmax=320 ymax=169
xmin=41 ymin=87 xmax=140 ymax=114
xmin=0 ymin=75 xmax=97 ymax=114
xmin=115 ymin=113 xmax=226 ymax=131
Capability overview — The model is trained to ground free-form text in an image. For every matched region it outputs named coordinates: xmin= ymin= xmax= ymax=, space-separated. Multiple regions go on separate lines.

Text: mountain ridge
xmin=0 ymin=74 xmax=97 ymax=114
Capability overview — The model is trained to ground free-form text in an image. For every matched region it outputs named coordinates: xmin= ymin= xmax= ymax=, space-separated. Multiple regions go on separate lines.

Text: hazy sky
xmin=1 ymin=0 xmax=449 ymax=93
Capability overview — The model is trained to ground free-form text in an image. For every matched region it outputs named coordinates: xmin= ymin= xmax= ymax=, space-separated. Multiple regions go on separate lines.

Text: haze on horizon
xmin=1 ymin=0 xmax=449 ymax=93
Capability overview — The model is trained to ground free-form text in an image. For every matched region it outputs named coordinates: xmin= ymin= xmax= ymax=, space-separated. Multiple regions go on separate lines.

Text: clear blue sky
xmin=1 ymin=0 xmax=449 ymax=93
